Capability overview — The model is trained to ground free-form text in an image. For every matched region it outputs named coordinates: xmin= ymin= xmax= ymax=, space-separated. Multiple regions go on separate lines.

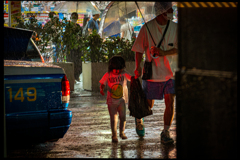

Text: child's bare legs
xmin=108 ymin=104 xmax=118 ymax=138
xmin=108 ymin=101 xmax=127 ymax=141
xmin=117 ymin=102 xmax=127 ymax=139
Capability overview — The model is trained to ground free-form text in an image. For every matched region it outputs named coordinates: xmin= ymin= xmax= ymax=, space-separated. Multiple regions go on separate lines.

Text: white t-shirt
xmin=121 ymin=22 xmax=132 ymax=41
xmin=131 ymin=19 xmax=178 ymax=82
xmin=99 ymin=71 xmax=132 ymax=104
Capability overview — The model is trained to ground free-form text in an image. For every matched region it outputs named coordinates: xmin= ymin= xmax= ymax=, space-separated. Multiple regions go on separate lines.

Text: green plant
xmin=80 ymin=30 xmax=107 ymax=63
xmin=62 ymin=18 xmax=83 ymax=51
xmin=15 ymin=15 xmax=135 ymax=63
xmin=117 ymin=37 xmax=136 ymax=61
xmin=16 ymin=16 xmax=43 ymax=46
xmin=41 ymin=17 xmax=66 ymax=62
xmin=101 ymin=36 xmax=136 ymax=62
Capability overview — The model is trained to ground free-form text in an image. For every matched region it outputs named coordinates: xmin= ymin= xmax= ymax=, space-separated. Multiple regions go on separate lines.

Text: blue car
xmin=4 ymin=27 xmax=72 ymax=142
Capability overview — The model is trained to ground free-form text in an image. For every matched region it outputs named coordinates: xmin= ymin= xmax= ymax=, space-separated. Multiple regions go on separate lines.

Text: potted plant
xmin=80 ymin=30 xmax=136 ymax=91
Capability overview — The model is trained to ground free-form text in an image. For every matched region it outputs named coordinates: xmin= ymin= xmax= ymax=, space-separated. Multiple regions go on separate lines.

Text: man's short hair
xmin=71 ymin=12 xmax=78 ymax=19
xmin=49 ymin=12 xmax=56 ymax=18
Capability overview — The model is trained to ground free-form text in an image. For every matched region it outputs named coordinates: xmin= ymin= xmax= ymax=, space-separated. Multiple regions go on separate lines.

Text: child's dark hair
xmin=108 ymin=55 xmax=126 ymax=72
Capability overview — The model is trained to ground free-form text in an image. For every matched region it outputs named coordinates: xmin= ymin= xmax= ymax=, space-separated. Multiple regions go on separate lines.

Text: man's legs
xmin=148 ymin=93 xmax=175 ymax=130
xmin=138 ymin=79 xmax=175 ymax=143
xmin=161 ymin=79 xmax=175 ymax=144
xmin=135 ymin=80 xmax=160 ymax=137
xmin=147 ymin=99 xmax=155 ymax=109
xmin=163 ymin=94 xmax=175 ymax=130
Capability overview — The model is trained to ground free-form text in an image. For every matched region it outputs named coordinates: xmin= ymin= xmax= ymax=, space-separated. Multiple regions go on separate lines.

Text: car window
xmin=4 ymin=38 xmax=41 ymax=61
xmin=25 ymin=39 xmax=42 ymax=61
xmin=4 ymin=36 xmax=29 ymax=60
xmin=4 ymin=27 xmax=33 ymax=61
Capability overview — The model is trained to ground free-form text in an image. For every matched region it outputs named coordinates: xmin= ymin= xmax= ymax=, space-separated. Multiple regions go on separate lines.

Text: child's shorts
xmin=107 ymin=100 xmax=126 ymax=122
xmin=142 ymin=79 xmax=175 ymax=100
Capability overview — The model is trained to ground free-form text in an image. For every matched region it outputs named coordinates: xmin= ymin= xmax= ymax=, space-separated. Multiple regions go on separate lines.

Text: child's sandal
xmin=120 ymin=133 xmax=128 ymax=139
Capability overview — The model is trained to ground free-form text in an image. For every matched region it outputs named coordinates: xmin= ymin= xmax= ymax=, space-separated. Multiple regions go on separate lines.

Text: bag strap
xmin=152 ymin=20 xmax=170 ymax=58
xmin=157 ymin=20 xmax=170 ymax=48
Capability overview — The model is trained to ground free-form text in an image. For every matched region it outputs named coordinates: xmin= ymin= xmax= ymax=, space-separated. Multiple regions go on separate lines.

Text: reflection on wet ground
xmin=7 ymin=93 xmax=176 ymax=158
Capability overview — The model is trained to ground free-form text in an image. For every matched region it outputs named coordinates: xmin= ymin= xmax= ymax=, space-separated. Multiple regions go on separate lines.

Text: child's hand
xmin=100 ymin=84 xmax=105 ymax=96
xmin=100 ymin=89 xmax=105 ymax=96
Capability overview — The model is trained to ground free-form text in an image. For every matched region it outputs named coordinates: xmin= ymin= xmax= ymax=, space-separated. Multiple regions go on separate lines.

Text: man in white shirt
xmin=119 ymin=17 xmax=133 ymax=42
xmin=131 ymin=2 xmax=178 ymax=144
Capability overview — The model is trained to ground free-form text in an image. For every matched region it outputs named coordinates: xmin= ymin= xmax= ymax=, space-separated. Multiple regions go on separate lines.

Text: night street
xmin=4 ymin=1 xmax=237 ymax=158
xmin=7 ymin=84 xmax=176 ymax=158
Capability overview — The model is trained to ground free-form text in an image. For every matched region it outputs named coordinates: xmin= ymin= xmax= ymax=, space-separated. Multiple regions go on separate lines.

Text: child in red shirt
xmin=99 ymin=55 xmax=132 ymax=142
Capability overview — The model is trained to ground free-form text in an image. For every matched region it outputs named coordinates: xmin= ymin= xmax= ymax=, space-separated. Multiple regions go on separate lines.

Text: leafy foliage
xmin=80 ymin=30 xmax=136 ymax=62
xmin=80 ymin=30 xmax=105 ymax=63
xmin=15 ymin=15 xmax=135 ymax=62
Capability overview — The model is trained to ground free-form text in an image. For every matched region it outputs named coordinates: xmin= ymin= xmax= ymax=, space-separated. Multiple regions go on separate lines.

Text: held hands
xmin=134 ymin=66 xmax=142 ymax=79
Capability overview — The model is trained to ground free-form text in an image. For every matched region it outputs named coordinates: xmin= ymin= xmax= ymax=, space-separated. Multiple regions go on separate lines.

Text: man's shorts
xmin=142 ymin=79 xmax=175 ymax=100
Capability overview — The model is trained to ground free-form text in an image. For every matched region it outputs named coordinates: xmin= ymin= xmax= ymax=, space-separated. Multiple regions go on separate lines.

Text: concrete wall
xmin=52 ymin=62 xmax=74 ymax=91
xmin=91 ymin=62 xmax=108 ymax=92
xmin=176 ymin=3 xmax=237 ymax=159
xmin=82 ymin=62 xmax=93 ymax=91
xmin=82 ymin=61 xmax=143 ymax=92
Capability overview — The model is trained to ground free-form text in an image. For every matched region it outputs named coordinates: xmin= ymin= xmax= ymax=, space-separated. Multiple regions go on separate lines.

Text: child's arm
xmin=124 ymin=72 xmax=133 ymax=81
xmin=99 ymin=72 xmax=108 ymax=96
xmin=100 ymin=83 xmax=105 ymax=96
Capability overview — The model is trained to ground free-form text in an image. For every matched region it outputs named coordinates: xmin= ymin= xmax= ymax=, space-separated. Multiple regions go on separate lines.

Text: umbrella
xmin=102 ymin=20 xmax=121 ymax=38
xmin=99 ymin=2 xmax=177 ymax=39
xmin=99 ymin=1 xmax=156 ymax=39
xmin=53 ymin=1 xmax=101 ymax=15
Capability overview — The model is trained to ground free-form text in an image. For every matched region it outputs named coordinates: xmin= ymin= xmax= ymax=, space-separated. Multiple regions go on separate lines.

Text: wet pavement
xmin=6 ymin=80 xmax=176 ymax=158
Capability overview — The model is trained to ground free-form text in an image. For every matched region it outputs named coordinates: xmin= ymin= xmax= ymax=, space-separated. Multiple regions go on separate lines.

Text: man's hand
xmin=134 ymin=66 xmax=142 ymax=78
xmin=150 ymin=46 xmax=164 ymax=56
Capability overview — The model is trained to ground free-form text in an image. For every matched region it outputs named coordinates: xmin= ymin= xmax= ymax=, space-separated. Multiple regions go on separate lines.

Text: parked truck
xmin=4 ymin=27 xmax=72 ymax=142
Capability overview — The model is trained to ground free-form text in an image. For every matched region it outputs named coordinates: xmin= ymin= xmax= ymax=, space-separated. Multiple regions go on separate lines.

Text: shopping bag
xmin=128 ymin=76 xmax=153 ymax=119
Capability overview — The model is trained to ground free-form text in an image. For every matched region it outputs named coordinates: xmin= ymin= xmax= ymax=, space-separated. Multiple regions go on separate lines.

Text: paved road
xmin=7 ymin=90 xmax=176 ymax=158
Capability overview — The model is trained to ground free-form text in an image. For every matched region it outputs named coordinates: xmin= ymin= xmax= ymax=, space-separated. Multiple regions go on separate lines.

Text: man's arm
xmin=150 ymin=46 xmax=178 ymax=56
xmin=134 ymin=52 xmax=143 ymax=78
xmin=88 ymin=28 xmax=93 ymax=35
xmin=121 ymin=31 xmax=125 ymax=39
xmin=160 ymin=48 xmax=178 ymax=56
xmin=88 ymin=20 xmax=93 ymax=34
